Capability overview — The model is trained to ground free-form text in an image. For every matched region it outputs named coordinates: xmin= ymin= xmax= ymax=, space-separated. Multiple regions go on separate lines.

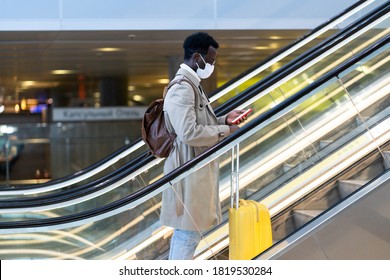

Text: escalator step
xmin=383 ymin=151 xmax=390 ymax=170
xmin=338 ymin=179 xmax=367 ymax=199
xmin=292 ymin=209 xmax=323 ymax=228
xmin=355 ymin=116 xmax=370 ymax=126
xmin=319 ymin=139 xmax=333 ymax=150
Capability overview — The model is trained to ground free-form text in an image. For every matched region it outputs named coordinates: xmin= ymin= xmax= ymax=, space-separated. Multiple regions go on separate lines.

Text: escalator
xmin=0 ymin=0 xmax=382 ymax=198
xmin=0 ymin=1 xmax=389 ymax=260
xmin=257 ymin=171 xmax=390 ymax=259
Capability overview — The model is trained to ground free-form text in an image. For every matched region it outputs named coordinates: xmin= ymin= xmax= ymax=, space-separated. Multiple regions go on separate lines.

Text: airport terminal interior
xmin=0 ymin=0 xmax=389 ymax=260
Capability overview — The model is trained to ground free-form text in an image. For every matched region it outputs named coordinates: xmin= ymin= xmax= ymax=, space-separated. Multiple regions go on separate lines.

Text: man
xmin=160 ymin=32 xmax=247 ymax=260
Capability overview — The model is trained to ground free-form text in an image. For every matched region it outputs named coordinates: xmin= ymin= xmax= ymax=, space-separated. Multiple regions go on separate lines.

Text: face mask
xmin=196 ymin=54 xmax=215 ymax=79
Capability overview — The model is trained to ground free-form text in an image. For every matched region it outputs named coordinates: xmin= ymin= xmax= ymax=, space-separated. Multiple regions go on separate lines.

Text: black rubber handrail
xmin=0 ymin=1 xmax=387 ymax=206
xmin=0 ymin=34 xmax=386 ymax=229
xmin=0 ymin=0 xmax=374 ymax=192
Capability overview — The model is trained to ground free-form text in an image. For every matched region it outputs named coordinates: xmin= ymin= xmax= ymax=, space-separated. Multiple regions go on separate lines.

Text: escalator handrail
xmin=0 ymin=0 xmax=375 ymax=193
xmin=0 ymin=34 xmax=387 ymax=230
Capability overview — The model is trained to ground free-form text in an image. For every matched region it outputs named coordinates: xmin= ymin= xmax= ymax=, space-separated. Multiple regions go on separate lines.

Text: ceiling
xmin=0 ymin=29 xmax=314 ymax=107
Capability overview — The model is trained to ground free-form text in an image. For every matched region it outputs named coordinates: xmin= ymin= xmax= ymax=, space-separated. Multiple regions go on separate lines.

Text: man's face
xmin=199 ymin=46 xmax=217 ymax=69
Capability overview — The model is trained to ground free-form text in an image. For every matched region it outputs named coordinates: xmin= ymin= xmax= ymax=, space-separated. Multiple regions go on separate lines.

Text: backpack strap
xmin=162 ymin=76 xmax=199 ymax=138
xmin=163 ymin=76 xmax=198 ymax=99
xmin=176 ymin=76 xmax=198 ymax=94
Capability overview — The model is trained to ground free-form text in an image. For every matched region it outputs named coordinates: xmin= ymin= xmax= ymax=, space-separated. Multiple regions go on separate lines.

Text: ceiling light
xmin=20 ymin=98 xmax=27 ymax=110
xmin=132 ymin=95 xmax=144 ymax=102
xmin=20 ymin=81 xmax=59 ymax=89
xmin=20 ymin=81 xmax=36 ymax=87
xmin=253 ymin=46 xmax=270 ymax=50
xmin=157 ymin=78 xmax=170 ymax=84
xmin=96 ymin=47 xmax=122 ymax=52
xmin=51 ymin=70 xmax=76 ymax=75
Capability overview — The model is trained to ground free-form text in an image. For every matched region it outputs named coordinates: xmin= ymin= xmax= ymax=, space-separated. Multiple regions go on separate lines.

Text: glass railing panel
xmin=231 ymin=78 xmax=346 ymax=205
xmin=210 ymin=0 xmax=383 ymax=107
xmin=225 ymin=27 xmax=390 ymax=138
xmin=338 ymin=43 xmax=390 ymax=120
xmin=237 ymin=17 xmax=389 ymax=136
xmin=273 ymin=18 xmax=390 ymax=102
xmin=335 ymin=0 xmax=387 ymax=29
xmin=210 ymin=32 xmax=332 ymax=109
xmin=240 ymin=92 xmax=279 ymax=124
xmin=265 ymin=44 xmax=389 ymax=198
xmin=339 ymin=42 xmax=390 ymax=166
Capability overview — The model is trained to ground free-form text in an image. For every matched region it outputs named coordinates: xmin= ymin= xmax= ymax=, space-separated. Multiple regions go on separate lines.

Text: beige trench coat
xmin=160 ymin=68 xmax=231 ymax=232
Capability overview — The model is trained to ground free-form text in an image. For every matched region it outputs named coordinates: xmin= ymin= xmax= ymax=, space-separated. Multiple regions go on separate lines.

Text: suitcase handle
xmin=240 ymin=199 xmax=248 ymax=206
xmin=230 ymin=144 xmax=240 ymax=210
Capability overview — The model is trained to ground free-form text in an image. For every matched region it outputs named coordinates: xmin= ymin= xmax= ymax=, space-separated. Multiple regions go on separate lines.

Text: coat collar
xmin=177 ymin=66 xmax=217 ymax=122
xmin=177 ymin=65 xmax=201 ymax=86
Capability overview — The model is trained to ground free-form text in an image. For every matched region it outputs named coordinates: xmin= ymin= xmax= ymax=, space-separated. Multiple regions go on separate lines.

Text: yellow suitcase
xmin=229 ymin=199 xmax=273 ymax=260
xmin=228 ymin=145 xmax=272 ymax=260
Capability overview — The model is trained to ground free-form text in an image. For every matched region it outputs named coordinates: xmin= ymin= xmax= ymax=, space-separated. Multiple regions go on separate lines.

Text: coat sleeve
xmin=165 ymin=83 xmax=230 ymax=147
xmin=217 ymin=115 xmax=228 ymax=125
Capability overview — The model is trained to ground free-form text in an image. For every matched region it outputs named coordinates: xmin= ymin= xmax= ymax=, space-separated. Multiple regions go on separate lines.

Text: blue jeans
xmin=169 ymin=229 xmax=202 ymax=260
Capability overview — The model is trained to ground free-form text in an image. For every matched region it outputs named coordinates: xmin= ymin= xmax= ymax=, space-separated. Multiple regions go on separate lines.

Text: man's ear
xmin=192 ymin=52 xmax=201 ymax=62
xmin=190 ymin=53 xmax=200 ymax=68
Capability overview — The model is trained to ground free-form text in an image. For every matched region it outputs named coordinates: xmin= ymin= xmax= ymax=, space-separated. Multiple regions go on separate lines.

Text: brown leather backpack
xmin=141 ymin=77 xmax=196 ymax=158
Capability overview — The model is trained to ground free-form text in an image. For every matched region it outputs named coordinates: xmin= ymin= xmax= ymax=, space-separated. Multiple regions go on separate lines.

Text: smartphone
xmin=231 ymin=108 xmax=253 ymax=124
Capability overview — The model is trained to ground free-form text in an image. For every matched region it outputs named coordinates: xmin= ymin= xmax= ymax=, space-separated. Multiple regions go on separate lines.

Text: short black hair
xmin=183 ymin=32 xmax=219 ymax=60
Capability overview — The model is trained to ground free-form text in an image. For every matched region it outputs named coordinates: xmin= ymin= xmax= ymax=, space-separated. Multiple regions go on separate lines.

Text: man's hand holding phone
xmin=230 ymin=108 xmax=253 ymax=124
xmin=226 ymin=109 xmax=253 ymax=134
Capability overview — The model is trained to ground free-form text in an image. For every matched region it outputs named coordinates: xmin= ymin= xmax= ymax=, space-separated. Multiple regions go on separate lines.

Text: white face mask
xmin=196 ymin=54 xmax=215 ymax=79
